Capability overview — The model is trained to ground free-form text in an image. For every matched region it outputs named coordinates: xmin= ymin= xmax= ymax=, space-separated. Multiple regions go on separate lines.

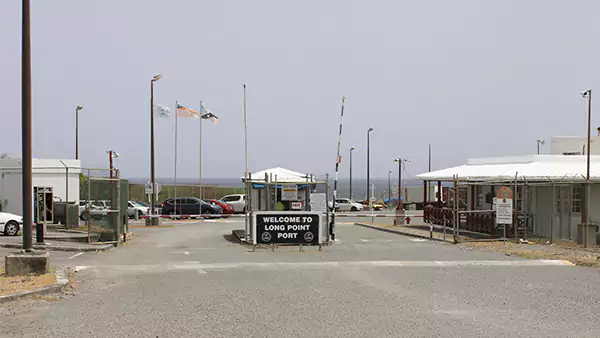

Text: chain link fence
xmin=80 ymin=168 xmax=128 ymax=243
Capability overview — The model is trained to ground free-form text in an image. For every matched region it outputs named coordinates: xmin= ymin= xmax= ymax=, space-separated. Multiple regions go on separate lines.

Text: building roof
xmin=417 ymin=155 xmax=600 ymax=182
xmin=0 ymin=158 xmax=81 ymax=174
xmin=243 ymin=167 xmax=314 ymax=183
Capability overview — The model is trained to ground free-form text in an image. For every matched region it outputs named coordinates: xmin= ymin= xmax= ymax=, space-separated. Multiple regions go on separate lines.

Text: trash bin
xmin=36 ymin=223 xmax=45 ymax=243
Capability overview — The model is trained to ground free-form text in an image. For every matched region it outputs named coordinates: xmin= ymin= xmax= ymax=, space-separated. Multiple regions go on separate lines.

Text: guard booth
xmin=241 ymin=167 xmax=330 ymax=248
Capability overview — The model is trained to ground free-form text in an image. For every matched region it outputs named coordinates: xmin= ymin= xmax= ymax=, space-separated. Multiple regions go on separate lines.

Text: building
xmin=550 ymin=135 xmax=600 ymax=155
xmin=0 ymin=159 xmax=81 ymax=218
xmin=417 ymin=154 xmax=600 ymax=245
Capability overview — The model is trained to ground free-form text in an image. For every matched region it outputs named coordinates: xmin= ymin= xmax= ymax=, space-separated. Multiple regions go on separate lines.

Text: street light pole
xmin=388 ymin=170 xmax=392 ymax=206
xmin=366 ymin=127 xmax=374 ymax=202
xmin=349 ymin=146 xmax=355 ymax=199
xmin=536 ymin=139 xmax=545 ymax=155
xmin=22 ymin=0 xmax=33 ymax=251
xmin=582 ymin=89 xmax=592 ymax=247
xmin=150 ymin=73 xmax=161 ymax=218
xmin=394 ymin=158 xmax=408 ymax=210
xmin=75 ymin=105 xmax=83 ymax=160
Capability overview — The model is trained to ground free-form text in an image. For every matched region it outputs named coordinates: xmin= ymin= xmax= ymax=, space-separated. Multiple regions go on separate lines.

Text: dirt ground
xmin=459 ymin=240 xmax=600 ymax=267
xmin=0 ymin=274 xmax=56 ymax=295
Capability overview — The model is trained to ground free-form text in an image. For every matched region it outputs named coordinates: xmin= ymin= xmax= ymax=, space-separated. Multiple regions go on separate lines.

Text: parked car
xmin=334 ymin=198 xmax=364 ymax=212
xmin=161 ymin=197 xmax=222 ymax=217
xmin=0 ymin=212 xmax=22 ymax=236
xmin=361 ymin=200 xmax=384 ymax=211
xmin=327 ymin=201 xmax=340 ymax=211
xmin=128 ymin=201 xmax=149 ymax=219
xmin=220 ymin=194 xmax=246 ymax=213
xmin=209 ymin=199 xmax=234 ymax=217
xmin=79 ymin=200 xmax=111 ymax=220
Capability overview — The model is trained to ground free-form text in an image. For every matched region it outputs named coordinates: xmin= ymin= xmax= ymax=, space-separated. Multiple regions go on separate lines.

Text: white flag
xmin=200 ymin=103 xmax=219 ymax=124
xmin=154 ymin=104 xmax=172 ymax=118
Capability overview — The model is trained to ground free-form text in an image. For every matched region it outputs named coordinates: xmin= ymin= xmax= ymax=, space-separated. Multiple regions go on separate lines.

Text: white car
xmin=335 ymin=198 xmax=364 ymax=212
xmin=128 ymin=201 xmax=149 ymax=219
xmin=220 ymin=194 xmax=246 ymax=213
xmin=0 ymin=212 xmax=22 ymax=236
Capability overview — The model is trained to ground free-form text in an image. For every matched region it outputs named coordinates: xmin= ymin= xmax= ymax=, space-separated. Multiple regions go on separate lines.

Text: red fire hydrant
xmin=405 ymin=217 xmax=411 ymax=224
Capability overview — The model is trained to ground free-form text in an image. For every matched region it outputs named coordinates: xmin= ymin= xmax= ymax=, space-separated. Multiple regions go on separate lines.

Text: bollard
xmin=405 ymin=217 xmax=411 ymax=225
xmin=36 ymin=223 xmax=44 ymax=243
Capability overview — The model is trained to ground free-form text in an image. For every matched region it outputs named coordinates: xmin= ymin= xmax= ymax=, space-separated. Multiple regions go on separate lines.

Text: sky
xmin=1 ymin=0 xmax=599 ymax=180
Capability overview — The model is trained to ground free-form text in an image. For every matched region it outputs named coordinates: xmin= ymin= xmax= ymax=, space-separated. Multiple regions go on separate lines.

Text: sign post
xmin=252 ymin=211 xmax=322 ymax=246
xmin=495 ymin=186 xmax=513 ymax=242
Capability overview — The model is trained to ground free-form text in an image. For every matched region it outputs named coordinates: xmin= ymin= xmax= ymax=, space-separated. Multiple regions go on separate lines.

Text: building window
xmin=556 ymin=185 xmax=582 ymax=214
xmin=572 ymin=186 xmax=582 ymax=213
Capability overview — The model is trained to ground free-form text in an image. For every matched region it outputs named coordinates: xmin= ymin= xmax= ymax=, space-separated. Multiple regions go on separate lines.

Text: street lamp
xmin=388 ymin=170 xmax=393 ymax=207
xmin=22 ymin=0 xmax=33 ymax=251
xmin=366 ymin=127 xmax=374 ymax=202
xmin=349 ymin=146 xmax=356 ymax=199
xmin=582 ymin=89 xmax=592 ymax=247
xmin=150 ymin=73 xmax=161 ymax=218
xmin=536 ymin=139 xmax=545 ymax=155
xmin=393 ymin=158 xmax=409 ymax=210
xmin=75 ymin=105 xmax=83 ymax=160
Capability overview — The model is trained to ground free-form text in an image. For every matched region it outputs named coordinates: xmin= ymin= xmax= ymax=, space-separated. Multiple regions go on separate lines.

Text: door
xmin=185 ymin=199 xmax=201 ymax=215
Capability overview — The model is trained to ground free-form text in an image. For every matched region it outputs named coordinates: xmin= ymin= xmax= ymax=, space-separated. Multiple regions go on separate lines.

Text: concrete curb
xmin=0 ymin=268 xmax=69 ymax=304
xmin=355 ymin=222 xmax=451 ymax=243
xmin=0 ymin=243 xmax=114 ymax=252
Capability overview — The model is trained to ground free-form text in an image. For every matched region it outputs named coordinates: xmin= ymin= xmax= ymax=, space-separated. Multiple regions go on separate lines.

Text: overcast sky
xmin=1 ymin=0 xmax=599 ymax=180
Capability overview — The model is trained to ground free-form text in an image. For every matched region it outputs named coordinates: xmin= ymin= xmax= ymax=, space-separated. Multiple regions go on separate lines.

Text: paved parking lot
xmin=1 ymin=219 xmax=599 ymax=337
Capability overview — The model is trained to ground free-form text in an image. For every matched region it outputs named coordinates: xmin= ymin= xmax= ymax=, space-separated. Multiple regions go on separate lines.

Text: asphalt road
xmin=1 ymin=219 xmax=600 ymax=337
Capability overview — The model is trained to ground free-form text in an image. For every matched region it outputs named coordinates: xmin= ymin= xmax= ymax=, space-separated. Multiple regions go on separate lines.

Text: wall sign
xmin=281 ymin=184 xmax=298 ymax=201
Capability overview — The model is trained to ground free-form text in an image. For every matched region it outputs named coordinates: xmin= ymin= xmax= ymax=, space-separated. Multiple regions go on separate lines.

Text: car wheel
xmin=351 ymin=206 xmax=357 ymax=212
xmin=4 ymin=221 xmax=19 ymax=236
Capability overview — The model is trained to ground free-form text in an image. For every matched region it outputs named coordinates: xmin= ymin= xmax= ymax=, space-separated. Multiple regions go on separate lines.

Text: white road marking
xmin=204 ymin=220 xmax=217 ymax=223
xmin=69 ymin=252 xmax=84 ymax=259
xmin=359 ymin=239 xmax=372 ymax=242
xmin=184 ymin=251 xmax=190 ymax=255
xmin=409 ymin=238 xmax=428 ymax=242
xmin=74 ymin=259 xmax=574 ymax=273
xmin=197 ymin=269 xmax=207 ymax=274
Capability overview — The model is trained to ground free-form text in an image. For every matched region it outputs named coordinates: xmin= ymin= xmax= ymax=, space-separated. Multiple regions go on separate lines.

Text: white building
xmin=417 ymin=154 xmax=599 ymax=245
xmin=550 ymin=135 xmax=600 ymax=155
xmin=0 ymin=159 xmax=81 ymax=217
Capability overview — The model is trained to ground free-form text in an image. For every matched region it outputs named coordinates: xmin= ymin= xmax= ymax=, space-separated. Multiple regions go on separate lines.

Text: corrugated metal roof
xmin=417 ymin=155 xmax=600 ymax=182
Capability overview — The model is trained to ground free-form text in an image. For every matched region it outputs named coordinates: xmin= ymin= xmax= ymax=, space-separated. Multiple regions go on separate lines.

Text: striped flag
xmin=176 ymin=102 xmax=200 ymax=119
xmin=201 ymin=103 xmax=219 ymax=124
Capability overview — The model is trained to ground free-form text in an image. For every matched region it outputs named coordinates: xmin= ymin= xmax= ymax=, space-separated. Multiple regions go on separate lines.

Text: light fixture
xmin=76 ymin=104 xmax=83 ymax=112
xmin=152 ymin=73 xmax=161 ymax=82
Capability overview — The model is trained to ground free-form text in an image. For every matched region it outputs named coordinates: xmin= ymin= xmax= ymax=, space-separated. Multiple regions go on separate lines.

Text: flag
xmin=200 ymin=103 xmax=219 ymax=124
xmin=337 ymin=155 xmax=342 ymax=164
xmin=176 ymin=102 xmax=200 ymax=119
xmin=154 ymin=104 xmax=172 ymax=118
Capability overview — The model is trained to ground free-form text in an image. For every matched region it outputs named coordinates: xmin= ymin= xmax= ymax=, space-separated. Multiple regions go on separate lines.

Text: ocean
xmin=128 ymin=177 xmax=424 ymax=200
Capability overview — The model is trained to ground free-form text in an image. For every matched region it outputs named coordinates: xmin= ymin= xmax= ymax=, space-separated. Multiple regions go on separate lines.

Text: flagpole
xmin=199 ymin=101 xmax=203 ymax=201
xmin=174 ymin=101 xmax=179 ymax=217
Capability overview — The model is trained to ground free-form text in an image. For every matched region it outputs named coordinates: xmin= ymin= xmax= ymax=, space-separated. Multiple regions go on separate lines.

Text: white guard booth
xmin=242 ymin=167 xmax=330 ymax=247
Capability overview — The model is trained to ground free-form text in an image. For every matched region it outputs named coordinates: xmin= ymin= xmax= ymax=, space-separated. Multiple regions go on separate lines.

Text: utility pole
xmin=366 ymin=127 xmax=374 ymax=202
xmin=349 ymin=146 xmax=355 ymax=199
xmin=22 ymin=0 xmax=33 ymax=251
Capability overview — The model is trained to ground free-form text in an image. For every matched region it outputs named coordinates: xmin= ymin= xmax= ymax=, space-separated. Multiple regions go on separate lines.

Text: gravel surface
xmin=1 ymin=221 xmax=599 ymax=337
